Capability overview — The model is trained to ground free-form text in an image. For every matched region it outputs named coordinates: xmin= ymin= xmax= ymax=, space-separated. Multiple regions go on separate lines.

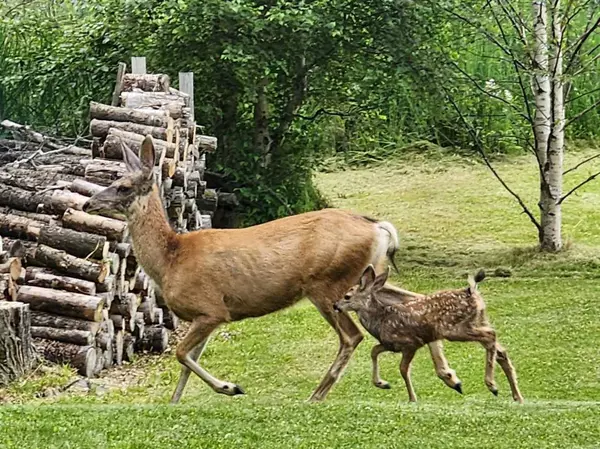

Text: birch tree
xmin=436 ymin=0 xmax=600 ymax=252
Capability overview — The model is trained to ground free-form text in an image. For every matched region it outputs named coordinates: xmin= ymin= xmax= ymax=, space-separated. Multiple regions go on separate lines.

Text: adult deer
xmin=83 ymin=135 xmax=459 ymax=403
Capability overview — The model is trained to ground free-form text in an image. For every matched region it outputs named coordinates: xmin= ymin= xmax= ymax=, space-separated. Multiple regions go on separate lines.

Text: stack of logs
xmin=0 ymin=67 xmax=218 ymax=378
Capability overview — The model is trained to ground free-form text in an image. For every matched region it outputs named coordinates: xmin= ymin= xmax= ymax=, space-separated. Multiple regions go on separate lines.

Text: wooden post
xmin=111 ymin=62 xmax=127 ymax=107
xmin=178 ymin=72 xmax=194 ymax=122
xmin=131 ymin=57 xmax=147 ymax=75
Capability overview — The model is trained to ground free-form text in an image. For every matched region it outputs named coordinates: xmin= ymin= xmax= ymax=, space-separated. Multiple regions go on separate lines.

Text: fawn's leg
xmin=371 ymin=344 xmax=391 ymax=389
xmin=427 ymin=340 xmax=462 ymax=393
xmin=446 ymin=326 xmax=498 ymax=396
xmin=399 ymin=349 xmax=418 ymax=403
xmin=495 ymin=343 xmax=524 ymax=403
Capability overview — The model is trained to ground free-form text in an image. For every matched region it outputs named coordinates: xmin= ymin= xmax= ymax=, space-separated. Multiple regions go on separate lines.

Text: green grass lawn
xmin=2 ymin=150 xmax=600 ymax=448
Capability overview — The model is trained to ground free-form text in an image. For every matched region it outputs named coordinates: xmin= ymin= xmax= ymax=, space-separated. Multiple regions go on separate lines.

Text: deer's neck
xmin=127 ymin=185 xmax=177 ymax=288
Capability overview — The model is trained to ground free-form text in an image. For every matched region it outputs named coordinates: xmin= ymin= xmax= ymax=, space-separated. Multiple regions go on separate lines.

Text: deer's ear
xmin=121 ymin=141 xmax=142 ymax=172
xmin=139 ymin=135 xmax=156 ymax=174
xmin=373 ymin=266 xmax=390 ymax=291
xmin=359 ymin=265 xmax=376 ymax=291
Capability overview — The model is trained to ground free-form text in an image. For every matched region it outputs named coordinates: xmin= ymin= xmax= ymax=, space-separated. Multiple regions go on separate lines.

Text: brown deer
xmin=335 ymin=266 xmax=524 ymax=403
xmin=82 ymin=135 xmax=460 ymax=403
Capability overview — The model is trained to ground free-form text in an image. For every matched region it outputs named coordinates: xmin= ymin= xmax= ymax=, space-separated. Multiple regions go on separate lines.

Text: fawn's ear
xmin=121 ymin=140 xmax=142 ymax=173
xmin=373 ymin=266 xmax=390 ymax=291
xmin=139 ymin=135 xmax=156 ymax=177
xmin=359 ymin=265 xmax=376 ymax=291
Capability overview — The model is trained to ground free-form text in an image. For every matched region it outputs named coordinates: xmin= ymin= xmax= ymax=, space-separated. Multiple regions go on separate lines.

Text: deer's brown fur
xmin=83 ymin=135 xmax=458 ymax=403
xmin=335 ymin=266 xmax=524 ymax=403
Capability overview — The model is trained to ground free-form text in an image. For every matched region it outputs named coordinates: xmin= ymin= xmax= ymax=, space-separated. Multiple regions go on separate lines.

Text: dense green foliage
xmin=2 ymin=152 xmax=600 ymax=447
xmin=1 ymin=1 xmax=599 ymax=222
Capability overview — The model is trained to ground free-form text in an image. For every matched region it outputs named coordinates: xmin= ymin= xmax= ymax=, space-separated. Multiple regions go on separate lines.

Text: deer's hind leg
xmin=308 ymin=296 xmax=363 ymax=402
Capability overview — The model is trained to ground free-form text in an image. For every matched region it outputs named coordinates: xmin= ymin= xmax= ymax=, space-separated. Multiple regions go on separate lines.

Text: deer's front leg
xmin=173 ymin=315 xmax=244 ymax=402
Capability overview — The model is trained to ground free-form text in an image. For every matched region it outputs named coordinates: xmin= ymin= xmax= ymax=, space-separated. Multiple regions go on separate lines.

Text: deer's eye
xmin=117 ymin=185 xmax=132 ymax=194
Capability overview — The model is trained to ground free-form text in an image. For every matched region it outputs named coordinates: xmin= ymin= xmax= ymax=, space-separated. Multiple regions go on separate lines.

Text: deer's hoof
xmin=218 ymin=383 xmax=245 ymax=396
xmin=374 ymin=381 xmax=391 ymax=390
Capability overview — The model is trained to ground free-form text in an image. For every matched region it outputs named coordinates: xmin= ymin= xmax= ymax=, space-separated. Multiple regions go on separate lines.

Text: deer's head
xmin=334 ymin=265 xmax=389 ymax=313
xmin=83 ymin=135 xmax=156 ymax=219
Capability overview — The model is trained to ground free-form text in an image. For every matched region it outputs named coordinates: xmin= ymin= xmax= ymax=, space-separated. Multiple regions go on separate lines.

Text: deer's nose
xmin=82 ymin=200 xmax=91 ymax=212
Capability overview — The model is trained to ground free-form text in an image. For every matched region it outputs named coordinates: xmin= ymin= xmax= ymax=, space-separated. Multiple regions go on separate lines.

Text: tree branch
xmin=564 ymin=97 xmax=600 ymax=128
xmin=564 ymin=85 xmax=600 ymax=104
xmin=448 ymin=61 xmax=531 ymax=122
xmin=563 ymin=152 xmax=600 ymax=175
xmin=443 ymin=88 xmax=541 ymax=231
xmin=442 ymin=7 xmax=528 ymax=71
xmin=564 ymin=16 xmax=600 ymax=74
xmin=559 ymin=170 xmax=600 ymax=204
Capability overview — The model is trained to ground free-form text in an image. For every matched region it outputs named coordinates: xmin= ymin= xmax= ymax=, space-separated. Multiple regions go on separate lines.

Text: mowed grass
xmin=2 ymin=149 xmax=600 ymax=448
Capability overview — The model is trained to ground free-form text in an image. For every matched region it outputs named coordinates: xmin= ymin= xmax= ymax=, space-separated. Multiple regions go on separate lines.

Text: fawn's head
xmin=83 ymin=135 xmax=156 ymax=219
xmin=334 ymin=265 xmax=389 ymax=313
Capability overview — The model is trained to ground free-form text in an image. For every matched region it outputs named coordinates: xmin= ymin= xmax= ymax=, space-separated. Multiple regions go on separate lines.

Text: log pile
xmin=0 ymin=63 xmax=216 ymax=378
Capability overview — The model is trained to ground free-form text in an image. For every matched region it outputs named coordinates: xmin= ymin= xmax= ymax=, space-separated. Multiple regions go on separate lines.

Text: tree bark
xmin=101 ymin=129 xmax=178 ymax=161
xmin=25 ymin=267 xmax=97 ymax=296
xmin=0 ymin=301 xmax=35 ymax=385
xmin=93 ymin=348 xmax=105 ymax=375
xmin=135 ymin=325 xmax=169 ymax=353
xmin=196 ymin=135 xmax=218 ymax=153
xmin=139 ymin=298 xmax=156 ymax=325
xmin=31 ymin=326 xmax=94 ymax=345
xmin=0 ymin=169 xmax=80 ymax=192
xmin=28 ymin=244 xmax=108 ymax=283
xmin=96 ymin=274 xmax=116 ymax=294
xmin=0 ymin=256 xmax=22 ymax=281
xmin=0 ymin=184 xmax=52 ymax=212
xmin=30 ymin=310 xmax=100 ymax=334
xmin=532 ymin=0 xmax=561 ymax=251
xmin=121 ymin=74 xmax=170 ymax=93
xmin=123 ymin=334 xmax=135 ymax=362
xmin=69 ymin=179 xmax=105 ymax=197
xmin=133 ymin=312 xmax=145 ymax=339
xmin=539 ymin=1 xmax=564 ymax=251
xmin=83 ymin=159 xmax=127 ymax=186
xmin=90 ymin=119 xmax=169 ymax=142
xmin=35 ymin=340 xmax=96 ymax=377
xmin=62 ymin=208 xmax=128 ymax=242
xmin=162 ymin=308 xmax=180 ymax=330
xmin=0 ymin=213 xmax=43 ymax=241
xmin=109 ymin=292 xmax=138 ymax=320
xmin=90 ymin=101 xmax=170 ymax=128
xmin=0 ymin=207 xmax=56 ymax=225
xmin=112 ymin=242 xmax=131 ymax=259
xmin=17 ymin=285 xmax=105 ymax=321
xmin=112 ymin=329 xmax=124 ymax=365
xmin=41 ymin=190 xmax=89 ymax=215
xmin=38 ymin=226 xmax=109 ymax=260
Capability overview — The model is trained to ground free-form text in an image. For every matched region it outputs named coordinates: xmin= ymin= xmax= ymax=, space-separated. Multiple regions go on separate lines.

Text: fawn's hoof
xmin=452 ymin=383 xmax=463 ymax=394
xmin=374 ymin=381 xmax=391 ymax=390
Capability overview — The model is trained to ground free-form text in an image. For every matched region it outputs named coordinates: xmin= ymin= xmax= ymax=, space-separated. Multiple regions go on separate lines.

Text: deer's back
xmin=162 ymin=209 xmax=379 ymax=321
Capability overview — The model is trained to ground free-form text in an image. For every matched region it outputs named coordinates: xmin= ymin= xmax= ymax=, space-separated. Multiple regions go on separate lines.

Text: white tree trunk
xmin=532 ymin=0 xmax=563 ymax=251
xmin=543 ymin=1 xmax=565 ymax=251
